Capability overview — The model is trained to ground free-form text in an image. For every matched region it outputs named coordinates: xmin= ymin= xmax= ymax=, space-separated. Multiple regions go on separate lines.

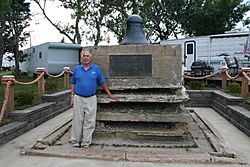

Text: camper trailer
xmin=161 ymin=31 xmax=250 ymax=73
xmin=20 ymin=42 xmax=81 ymax=76
xmin=1 ymin=53 xmax=15 ymax=70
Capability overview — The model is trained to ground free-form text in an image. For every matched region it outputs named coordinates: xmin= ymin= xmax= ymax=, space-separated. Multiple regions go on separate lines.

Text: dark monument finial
xmin=120 ymin=14 xmax=149 ymax=45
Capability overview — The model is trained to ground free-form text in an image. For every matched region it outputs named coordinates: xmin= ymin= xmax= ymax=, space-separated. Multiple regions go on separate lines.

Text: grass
xmin=241 ymin=94 xmax=250 ymax=111
xmin=44 ymin=76 xmax=65 ymax=94
xmin=0 ymin=117 xmax=13 ymax=127
xmin=0 ymin=71 xmax=66 ymax=110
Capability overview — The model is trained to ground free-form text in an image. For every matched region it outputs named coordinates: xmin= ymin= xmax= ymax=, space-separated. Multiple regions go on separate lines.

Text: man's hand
xmin=70 ymin=95 xmax=74 ymax=108
xmin=109 ymin=94 xmax=119 ymax=100
xmin=101 ymin=83 xmax=119 ymax=100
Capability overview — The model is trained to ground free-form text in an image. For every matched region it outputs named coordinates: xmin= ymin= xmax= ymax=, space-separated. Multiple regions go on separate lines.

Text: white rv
xmin=20 ymin=42 xmax=81 ymax=76
xmin=161 ymin=31 xmax=250 ymax=72
xmin=1 ymin=53 xmax=15 ymax=69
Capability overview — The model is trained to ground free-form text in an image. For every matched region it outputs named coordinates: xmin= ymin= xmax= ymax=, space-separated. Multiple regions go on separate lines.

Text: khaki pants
xmin=71 ymin=95 xmax=97 ymax=146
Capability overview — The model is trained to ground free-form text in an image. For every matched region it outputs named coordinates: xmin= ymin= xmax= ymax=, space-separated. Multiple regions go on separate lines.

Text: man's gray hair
xmin=80 ymin=50 xmax=92 ymax=57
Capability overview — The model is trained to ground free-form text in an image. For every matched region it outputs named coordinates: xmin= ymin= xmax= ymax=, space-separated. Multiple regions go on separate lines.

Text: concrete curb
xmin=186 ymin=90 xmax=250 ymax=137
xmin=0 ymin=90 xmax=71 ymax=145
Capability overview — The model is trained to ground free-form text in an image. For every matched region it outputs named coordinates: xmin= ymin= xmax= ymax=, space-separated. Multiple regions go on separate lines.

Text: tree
xmin=181 ymin=0 xmax=250 ymax=36
xmin=32 ymin=0 xmax=138 ymax=45
xmin=81 ymin=1 xmax=108 ymax=45
xmin=99 ymin=0 xmax=250 ymax=42
xmin=33 ymin=0 xmax=250 ymax=45
xmin=3 ymin=0 xmax=31 ymax=76
xmin=100 ymin=0 xmax=135 ymax=43
xmin=139 ymin=0 xmax=188 ymax=42
xmin=0 ymin=0 xmax=11 ymax=68
xmin=33 ymin=0 xmax=112 ymax=45
xmin=33 ymin=0 xmax=89 ymax=44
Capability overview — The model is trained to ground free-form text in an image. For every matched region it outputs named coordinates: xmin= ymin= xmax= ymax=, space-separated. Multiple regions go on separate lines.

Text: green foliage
xmin=181 ymin=0 xmax=250 ymax=36
xmin=241 ymin=98 xmax=250 ymax=112
xmin=103 ymin=0 xmax=250 ymax=41
xmin=2 ymin=0 xmax=31 ymax=77
xmin=0 ymin=0 xmax=11 ymax=18
xmin=19 ymin=51 xmax=28 ymax=63
xmin=45 ymin=77 xmax=64 ymax=93
xmin=187 ymin=80 xmax=204 ymax=90
xmin=45 ymin=79 xmax=58 ymax=93
xmin=140 ymin=0 xmax=188 ymax=41
xmin=0 ymin=117 xmax=13 ymax=127
xmin=15 ymin=90 xmax=34 ymax=106
xmin=226 ymin=82 xmax=241 ymax=94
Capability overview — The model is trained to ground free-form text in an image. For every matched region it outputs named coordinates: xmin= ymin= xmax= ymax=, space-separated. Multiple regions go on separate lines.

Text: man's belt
xmin=75 ymin=93 xmax=95 ymax=98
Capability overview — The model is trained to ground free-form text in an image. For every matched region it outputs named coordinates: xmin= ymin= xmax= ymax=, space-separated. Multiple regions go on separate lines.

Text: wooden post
xmin=241 ymin=76 xmax=249 ymax=99
xmin=1 ymin=75 xmax=15 ymax=112
xmin=221 ymin=72 xmax=227 ymax=90
xmin=64 ymin=67 xmax=70 ymax=90
xmin=36 ymin=68 xmax=45 ymax=98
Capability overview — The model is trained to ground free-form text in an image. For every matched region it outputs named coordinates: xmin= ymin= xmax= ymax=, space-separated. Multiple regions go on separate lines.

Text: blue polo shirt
xmin=70 ymin=64 xmax=106 ymax=96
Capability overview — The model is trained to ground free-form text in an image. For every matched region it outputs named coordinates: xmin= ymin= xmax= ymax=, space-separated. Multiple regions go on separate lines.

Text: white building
xmin=1 ymin=53 xmax=15 ymax=69
xmin=161 ymin=31 xmax=250 ymax=71
xmin=20 ymin=42 xmax=81 ymax=76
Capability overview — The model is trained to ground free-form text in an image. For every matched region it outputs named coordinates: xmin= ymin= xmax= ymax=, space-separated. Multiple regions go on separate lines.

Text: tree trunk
xmin=13 ymin=36 xmax=20 ymax=77
xmin=0 ymin=37 xmax=4 ymax=69
xmin=0 ymin=21 xmax=6 ymax=69
xmin=14 ymin=49 xmax=20 ymax=77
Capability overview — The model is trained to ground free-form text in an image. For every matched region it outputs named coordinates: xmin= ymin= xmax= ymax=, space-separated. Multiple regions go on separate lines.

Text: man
xmin=70 ymin=50 xmax=119 ymax=149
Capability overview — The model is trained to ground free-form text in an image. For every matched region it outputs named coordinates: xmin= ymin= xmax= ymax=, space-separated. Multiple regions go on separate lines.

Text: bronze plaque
xmin=109 ymin=54 xmax=152 ymax=76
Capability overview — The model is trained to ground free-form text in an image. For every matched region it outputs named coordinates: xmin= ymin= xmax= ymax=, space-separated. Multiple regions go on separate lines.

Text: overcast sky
xmin=24 ymin=1 xmax=80 ymax=48
xmin=23 ymin=0 xmax=250 ymax=49
xmin=23 ymin=0 xmax=119 ymax=49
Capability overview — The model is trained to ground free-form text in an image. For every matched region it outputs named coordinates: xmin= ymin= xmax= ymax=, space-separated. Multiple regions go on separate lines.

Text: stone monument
xmin=85 ymin=14 xmax=192 ymax=147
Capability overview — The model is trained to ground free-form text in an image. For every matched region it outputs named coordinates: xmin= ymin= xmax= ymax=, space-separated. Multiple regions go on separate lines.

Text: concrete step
xmin=97 ymin=94 xmax=187 ymax=103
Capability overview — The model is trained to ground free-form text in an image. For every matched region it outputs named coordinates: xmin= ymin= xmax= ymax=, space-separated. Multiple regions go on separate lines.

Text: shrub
xmin=15 ymin=90 xmax=34 ymax=106
xmin=45 ymin=79 xmax=58 ymax=93
xmin=226 ymin=82 xmax=241 ymax=94
xmin=0 ymin=117 xmax=13 ymax=126
xmin=187 ymin=80 xmax=203 ymax=90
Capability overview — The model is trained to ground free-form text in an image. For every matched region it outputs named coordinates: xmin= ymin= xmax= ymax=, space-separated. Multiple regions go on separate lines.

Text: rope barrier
xmin=182 ymin=70 xmax=221 ymax=80
xmin=4 ymin=68 xmax=72 ymax=86
xmin=242 ymin=71 xmax=250 ymax=81
xmin=224 ymin=70 xmax=242 ymax=80
xmin=46 ymin=70 xmax=65 ymax=78
xmin=66 ymin=68 xmax=73 ymax=74
xmin=0 ymin=81 xmax=11 ymax=123
xmin=14 ymin=72 xmax=45 ymax=85
xmin=182 ymin=68 xmax=246 ymax=80
xmin=182 ymin=67 xmax=250 ymax=100
xmin=45 ymin=68 xmax=73 ymax=78
xmin=0 ymin=67 xmax=73 ymax=124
